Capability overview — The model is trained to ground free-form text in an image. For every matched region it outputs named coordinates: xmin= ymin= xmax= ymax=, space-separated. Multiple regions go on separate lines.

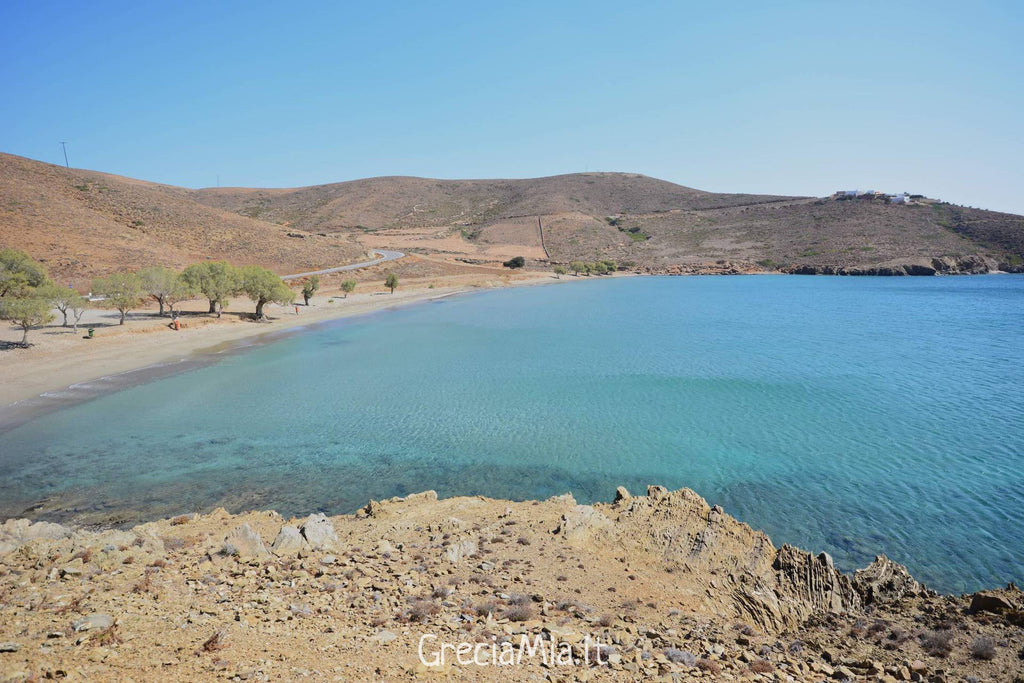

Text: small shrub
xmin=517 ymin=536 xmax=531 ymax=546
xmin=474 ymin=601 xmax=497 ymax=617
xmin=787 ymin=639 xmax=804 ymax=654
xmin=406 ymin=599 xmax=440 ymax=623
xmin=502 ymin=604 xmax=534 ymax=622
xmin=201 ymin=630 xmax=228 ymax=652
xmin=697 ymin=658 xmax=722 ymax=674
xmin=597 ymin=613 xmax=615 ymax=628
xmin=970 ymin=636 xmax=996 ymax=660
xmin=921 ymin=629 xmax=955 ymax=657
xmin=507 ymin=593 xmax=531 ymax=606
xmin=502 ymin=256 xmax=526 ymax=269
xmin=750 ymin=659 xmax=774 ymax=673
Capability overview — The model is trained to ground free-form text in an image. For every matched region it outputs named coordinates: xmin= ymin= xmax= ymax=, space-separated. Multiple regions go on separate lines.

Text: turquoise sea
xmin=1 ymin=275 xmax=1022 ymax=593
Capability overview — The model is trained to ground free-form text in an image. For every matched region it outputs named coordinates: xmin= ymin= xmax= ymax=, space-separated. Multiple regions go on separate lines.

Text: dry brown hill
xmin=0 ymin=153 xmax=366 ymax=288
xmin=4 ymin=152 xmax=1023 ymax=283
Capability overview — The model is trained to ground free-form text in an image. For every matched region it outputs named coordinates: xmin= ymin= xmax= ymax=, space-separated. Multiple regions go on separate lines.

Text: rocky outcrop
xmin=0 ymin=518 xmax=71 ymax=554
xmin=1 ymin=488 xmax=1020 ymax=682
xmin=853 ymin=554 xmax=932 ymax=605
xmin=786 ymin=255 xmax=996 ymax=276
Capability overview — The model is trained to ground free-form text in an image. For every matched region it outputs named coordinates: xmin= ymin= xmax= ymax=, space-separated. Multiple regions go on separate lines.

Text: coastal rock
xmin=224 ymin=523 xmax=270 ymax=559
xmin=0 ymin=518 xmax=71 ymax=555
xmin=270 ymin=526 xmax=307 ymax=556
xmin=614 ymin=486 xmax=632 ymax=504
xmin=968 ymin=591 xmax=1015 ymax=614
xmin=853 ymin=555 xmax=930 ymax=605
xmin=772 ymin=545 xmax=860 ymax=614
xmin=299 ymin=513 xmax=339 ymax=551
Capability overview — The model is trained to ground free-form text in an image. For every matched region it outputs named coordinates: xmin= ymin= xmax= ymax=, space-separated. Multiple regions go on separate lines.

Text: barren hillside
xmin=0 ymin=154 xmax=366 ymax=288
xmin=3 ymin=152 xmax=1023 ymax=283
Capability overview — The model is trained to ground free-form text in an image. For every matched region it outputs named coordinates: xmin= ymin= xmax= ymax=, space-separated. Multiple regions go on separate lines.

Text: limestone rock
xmin=554 ymin=505 xmax=612 ymax=546
xmin=299 ymin=513 xmax=339 ymax=551
xmin=72 ymin=614 xmax=113 ymax=632
xmin=444 ymin=538 xmax=477 ymax=563
xmin=853 ymin=555 xmax=930 ymax=605
xmin=224 ymin=523 xmax=270 ymax=559
xmin=0 ymin=518 xmax=71 ymax=555
xmin=270 ymin=526 xmax=307 ymax=556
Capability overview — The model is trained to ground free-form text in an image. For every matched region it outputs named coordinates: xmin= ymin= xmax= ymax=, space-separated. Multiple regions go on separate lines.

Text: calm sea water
xmin=1 ymin=275 xmax=1022 ymax=593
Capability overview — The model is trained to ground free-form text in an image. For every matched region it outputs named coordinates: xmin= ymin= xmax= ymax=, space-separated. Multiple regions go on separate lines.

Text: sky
xmin=2 ymin=1 xmax=1023 ymax=213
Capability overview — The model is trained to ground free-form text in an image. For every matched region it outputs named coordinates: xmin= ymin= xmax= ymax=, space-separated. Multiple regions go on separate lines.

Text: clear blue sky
xmin=2 ymin=1 xmax=1022 ymax=213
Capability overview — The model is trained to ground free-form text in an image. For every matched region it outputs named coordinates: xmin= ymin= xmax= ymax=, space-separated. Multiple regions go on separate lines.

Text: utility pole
xmin=59 ymin=142 xmax=69 ymax=168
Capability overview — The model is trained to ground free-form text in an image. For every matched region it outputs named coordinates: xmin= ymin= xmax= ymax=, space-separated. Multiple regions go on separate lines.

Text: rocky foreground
xmin=0 ymin=486 xmax=1021 ymax=682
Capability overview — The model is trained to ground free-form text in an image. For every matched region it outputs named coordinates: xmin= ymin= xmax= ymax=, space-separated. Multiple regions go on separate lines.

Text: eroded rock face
xmin=853 ymin=554 xmax=931 ymax=605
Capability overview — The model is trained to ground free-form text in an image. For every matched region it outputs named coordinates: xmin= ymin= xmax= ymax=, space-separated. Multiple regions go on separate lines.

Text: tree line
xmin=568 ymin=260 xmax=617 ymax=276
xmin=0 ymin=248 xmax=390 ymax=345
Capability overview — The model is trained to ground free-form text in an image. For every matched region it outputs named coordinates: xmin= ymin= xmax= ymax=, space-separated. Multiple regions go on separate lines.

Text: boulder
xmin=270 ymin=526 xmax=307 ymax=556
xmin=224 ymin=523 xmax=270 ymax=559
xmin=554 ymin=505 xmax=612 ymax=546
xmin=444 ymin=538 xmax=477 ymax=563
xmin=299 ymin=513 xmax=339 ymax=551
xmin=968 ymin=591 xmax=1015 ymax=614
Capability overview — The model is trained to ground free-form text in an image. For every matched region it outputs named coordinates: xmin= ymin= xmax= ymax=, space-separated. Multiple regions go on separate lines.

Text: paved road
xmin=281 ymin=249 xmax=404 ymax=280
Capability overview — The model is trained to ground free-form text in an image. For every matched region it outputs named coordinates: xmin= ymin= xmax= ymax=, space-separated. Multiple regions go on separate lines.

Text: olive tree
xmin=385 ymin=273 xmax=398 ymax=294
xmin=570 ymin=261 xmax=586 ymax=276
xmin=181 ymin=261 xmax=240 ymax=317
xmin=301 ymin=275 xmax=320 ymax=306
xmin=340 ymin=279 xmax=356 ymax=298
xmin=137 ymin=266 xmax=180 ymax=316
xmin=239 ymin=265 xmax=294 ymax=319
xmin=553 ymin=265 xmax=567 ymax=279
xmin=45 ymin=284 xmax=87 ymax=327
xmin=70 ymin=295 xmax=89 ymax=334
xmin=0 ymin=248 xmax=50 ymax=297
xmin=165 ymin=275 xmax=197 ymax=319
xmin=92 ymin=272 xmax=145 ymax=324
xmin=0 ymin=296 xmax=54 ymax=345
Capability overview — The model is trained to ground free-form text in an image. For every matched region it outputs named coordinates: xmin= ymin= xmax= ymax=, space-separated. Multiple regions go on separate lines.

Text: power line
xmin=59 ymin=141 xmax=69 ymax=168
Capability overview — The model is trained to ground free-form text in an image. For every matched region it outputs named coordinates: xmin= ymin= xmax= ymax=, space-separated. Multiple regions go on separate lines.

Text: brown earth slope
xmin=3 ymin=152 xmax=1024 ymax=284
xmin=0 ymin=154 xmax=366 ymax=288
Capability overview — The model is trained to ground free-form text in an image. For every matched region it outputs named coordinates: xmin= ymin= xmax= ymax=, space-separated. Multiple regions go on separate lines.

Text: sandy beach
xmin=0 ymin=269 xmax=568 ymax=421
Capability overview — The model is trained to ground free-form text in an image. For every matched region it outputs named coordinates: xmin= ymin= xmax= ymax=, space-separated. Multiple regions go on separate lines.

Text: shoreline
xmin=0 ymin=272 xmax=603 ymax=430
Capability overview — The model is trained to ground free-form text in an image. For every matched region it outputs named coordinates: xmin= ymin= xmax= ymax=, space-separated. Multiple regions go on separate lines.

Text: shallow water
xmin=1 ymin=275 xmax=1022 ymax=593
